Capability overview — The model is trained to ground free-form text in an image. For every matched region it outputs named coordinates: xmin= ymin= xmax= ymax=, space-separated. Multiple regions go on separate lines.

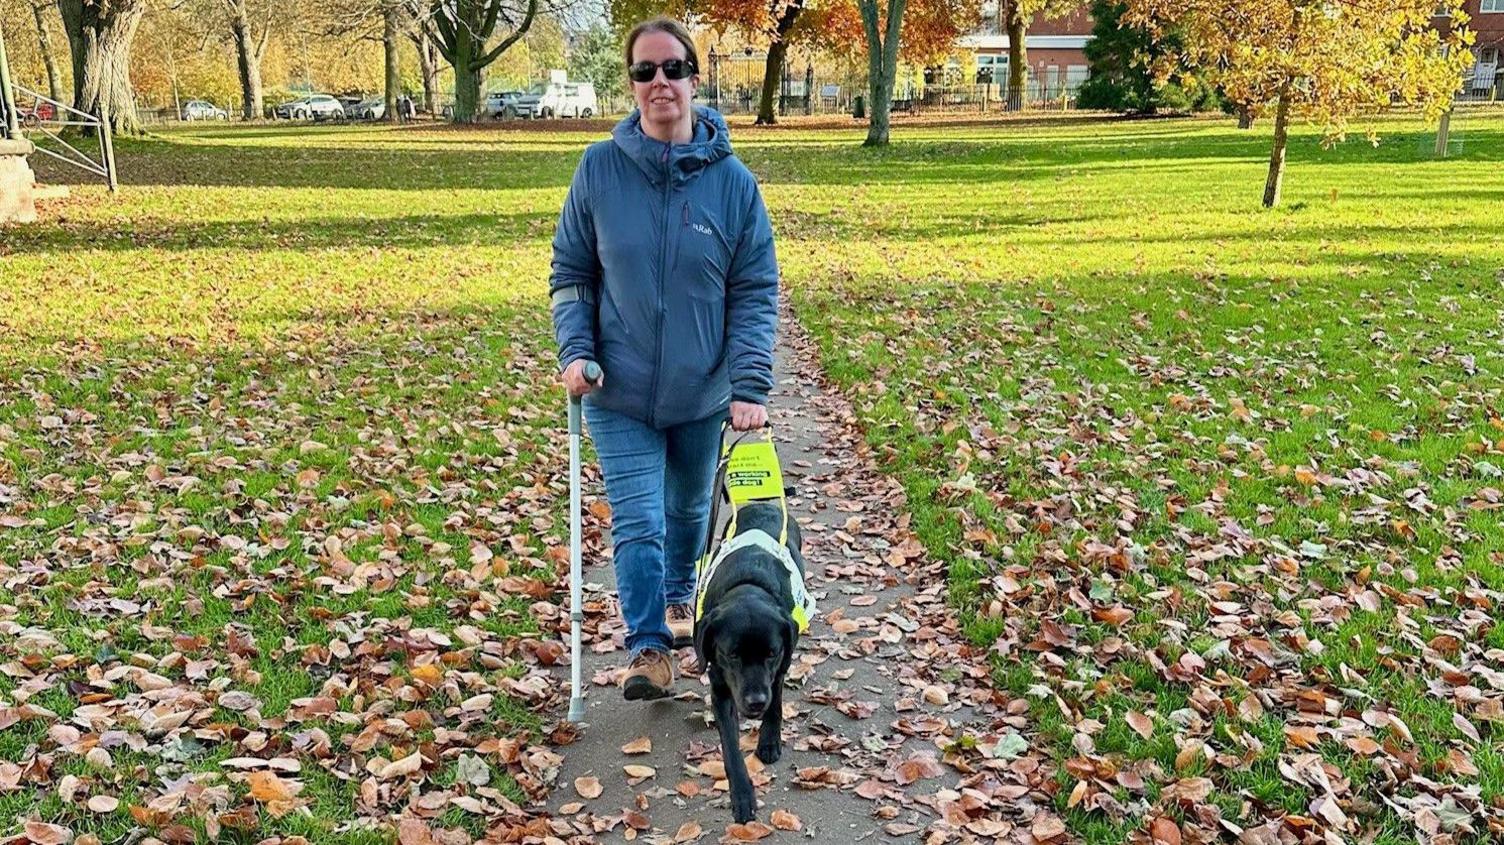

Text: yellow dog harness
xmin=692 ymin=425 xmax=815 ymax=632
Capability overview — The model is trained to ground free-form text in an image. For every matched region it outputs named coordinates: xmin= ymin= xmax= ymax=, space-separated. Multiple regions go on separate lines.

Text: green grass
xmin=5 ymin=110 xmax=1504 ymax=842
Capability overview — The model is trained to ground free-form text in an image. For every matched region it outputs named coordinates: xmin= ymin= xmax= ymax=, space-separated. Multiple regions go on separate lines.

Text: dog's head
xmin=695 ymin=591 xmax=797 ymax=721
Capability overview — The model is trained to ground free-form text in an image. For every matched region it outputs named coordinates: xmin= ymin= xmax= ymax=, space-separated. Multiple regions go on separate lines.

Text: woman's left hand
xmin=730 ymin=401 xmax=768 ymax=431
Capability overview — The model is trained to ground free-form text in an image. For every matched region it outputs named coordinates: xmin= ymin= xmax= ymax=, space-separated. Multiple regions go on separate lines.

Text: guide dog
xmin=693 ymin=498 xmax=810 ymax=824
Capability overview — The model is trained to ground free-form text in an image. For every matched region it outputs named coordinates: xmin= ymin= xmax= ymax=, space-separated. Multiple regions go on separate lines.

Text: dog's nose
xmin=743 ymin=692 xmax=768 ymax=717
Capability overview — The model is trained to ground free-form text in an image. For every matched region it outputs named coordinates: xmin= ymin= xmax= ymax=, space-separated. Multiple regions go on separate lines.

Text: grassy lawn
xmin=4 ymin=110 xmax=1503 ymax=842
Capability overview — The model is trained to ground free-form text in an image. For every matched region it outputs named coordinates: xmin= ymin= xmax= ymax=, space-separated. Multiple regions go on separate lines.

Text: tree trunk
xmin=417 ymin=32 xmax=438 ymax=114
xmin=860 ymin=0 xmax=906 ymax=146
xmin=1237 ymin=105 xmax=1253 ymax=129
xmin=452 ymin=62 xmax=481 ymax=122
xmin=383 ymin=4 xmax=402 ymax=122
xmin=31 ymin=1 xmax=65 ymax=107
xmin=756 ymin=39 xmax=787 ymax=125
xmin=1005 ymin=3 xmax=1027 ymax=111
xmin=429 ymin=0 xmax=538 ymax=123
xmin=1262 ymin=81 xmax=1291 ymax=208
xmin=228 ymin=1 xmax=265 ymax=121
xmin=59 ymin=0 xmax=147 ymax=136
xmin=756 ymin=0 xmax=805 ymax=126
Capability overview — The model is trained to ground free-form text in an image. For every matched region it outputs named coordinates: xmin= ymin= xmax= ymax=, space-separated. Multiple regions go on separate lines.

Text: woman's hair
xmin=623 ymin=17 xmax=700 ymax=74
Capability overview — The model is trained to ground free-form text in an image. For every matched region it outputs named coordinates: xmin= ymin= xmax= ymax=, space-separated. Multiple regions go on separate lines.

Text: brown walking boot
xmin=666 ymin=603 xmax=694 ymax=649
xmin=620 ymin=649 xmax=674 ymax=701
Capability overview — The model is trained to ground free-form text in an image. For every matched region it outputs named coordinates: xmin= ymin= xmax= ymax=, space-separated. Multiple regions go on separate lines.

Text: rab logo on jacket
xmin=691 ymin=222 xmax=714 ymax=236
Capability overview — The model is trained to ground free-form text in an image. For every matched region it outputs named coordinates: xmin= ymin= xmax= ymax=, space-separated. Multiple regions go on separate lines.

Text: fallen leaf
xmin=1126 ymin=710 xmax=1153 ymax=740
xmin=87 ymin=795 xmax=120 ymax=814
xmin=574 ymin=776 xmax=603 ymax=799
xmin=621 ymin=736 xmax=652 ymax=755
xmin=247 ymin=771 xmax=299 ymax=802
xmin=770 ymin=809 xmax=802 ymax=831
xmin=24 ymin=822 xmax=72 ymax=845
xmin=724 ymin=822 xmax=773 ymax=841
xmin=379 ymin=752 xmax=424 ymax=780
xmin=1150 ymin=816 xmax=1181 ymax=845
xmin=1031 ymin=812 xmax=1066 ymax=841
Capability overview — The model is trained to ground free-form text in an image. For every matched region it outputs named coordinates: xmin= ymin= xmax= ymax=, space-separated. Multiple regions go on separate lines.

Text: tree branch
xmin=474 ymin=0 xmax=536 ymax=69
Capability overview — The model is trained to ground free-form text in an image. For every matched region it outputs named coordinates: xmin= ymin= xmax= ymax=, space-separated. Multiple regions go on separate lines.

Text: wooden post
xmin=0 ymin=23 xmax=21 ymax=139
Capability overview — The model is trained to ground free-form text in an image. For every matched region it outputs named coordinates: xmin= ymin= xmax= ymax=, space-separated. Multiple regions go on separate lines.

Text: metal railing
xmin=13 ymin=84 xmax=118 ymax=191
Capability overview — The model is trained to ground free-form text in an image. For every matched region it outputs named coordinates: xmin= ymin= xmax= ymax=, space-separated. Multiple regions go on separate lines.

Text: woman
xmin=549 ymin=17 xmax=780 ymax=701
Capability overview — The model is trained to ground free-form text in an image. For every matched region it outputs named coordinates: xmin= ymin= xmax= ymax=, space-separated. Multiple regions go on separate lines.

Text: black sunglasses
xmin=628 ymin=59 xmax=697 ymax=83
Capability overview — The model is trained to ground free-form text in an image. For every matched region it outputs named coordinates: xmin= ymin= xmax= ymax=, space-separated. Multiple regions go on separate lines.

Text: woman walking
xmin=549 ymin=17 xmax=780 ymax=700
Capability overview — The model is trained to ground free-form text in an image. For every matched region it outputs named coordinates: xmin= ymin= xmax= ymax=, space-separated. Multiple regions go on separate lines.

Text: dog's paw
xmin=731 ymin=790 xmax=758 ymax=824
xmin=755 ymin=738 xmax=782 ymax=765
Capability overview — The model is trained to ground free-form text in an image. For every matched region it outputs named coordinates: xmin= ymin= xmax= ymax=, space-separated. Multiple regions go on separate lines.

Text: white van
xmin=524 ymin=79 xmax=598 ymax=119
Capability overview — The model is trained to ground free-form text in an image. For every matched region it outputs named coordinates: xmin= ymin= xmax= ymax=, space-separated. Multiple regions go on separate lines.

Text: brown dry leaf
xmin=624 ymin=764 xmax=656 ymax=778
xmin=1066 ymin=778 xmax=1089 ymax=809
xmin=1150 ymin=816 xmax=1181 ymax=845
xmin=770 ymin=809 xmax=802 ymax=831
xmin=1031 ymin=812 xmax=1066 ymax=842
xmin=1345 ymin=736 xmax=1381 ymax=756
xmin=574 ymin=776 xmax=604 ymax=799
xmin=397 ymin=817 xmax=434 ymax=845
xmin=379 ymin=752 xmax=424 ymax=780
xmin=247 ymin=771 xmax=299 ymax=802
xmin=621 ymin=736 xmax=652 ymax=755
xmin=674 ymin=821 xmax=704 ymax=842
xmin=411 ymin=664 xmax=443 ymax=687
xmin=1126 ymin=710 xmax=1154 ymax=740
xmin=24 ymin=822 xmax=72 ymax=845
xmin=87 ymin=795 xmax=120 ymax=814
xmin=724 ymin=822 xmax=773 ymax=841
xmin=1285 ymin=725 xmax=1321 ymax=749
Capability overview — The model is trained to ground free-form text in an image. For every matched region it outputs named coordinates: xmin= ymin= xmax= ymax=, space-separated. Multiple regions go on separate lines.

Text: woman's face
xmin=630 ymin=31 xmax=697 ymax=128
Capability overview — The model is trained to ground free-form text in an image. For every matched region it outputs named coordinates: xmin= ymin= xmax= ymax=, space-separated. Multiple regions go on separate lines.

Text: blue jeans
xmin=584 ymin=402 xmax=724 ymax=655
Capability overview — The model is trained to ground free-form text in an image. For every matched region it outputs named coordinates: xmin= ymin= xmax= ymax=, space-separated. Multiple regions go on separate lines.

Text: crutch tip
xmin=567 ymin=697 xmax=586 ymax=723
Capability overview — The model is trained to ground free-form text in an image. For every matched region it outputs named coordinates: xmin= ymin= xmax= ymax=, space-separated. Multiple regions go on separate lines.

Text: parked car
xmin=19 ymin=101 xmax=57 ymax=126
xmin=519 ymin=81 xmax=597 ymax=119
xmin=352 ymin=98 xmax=386 ymax=120
xmin=483 ymin=90 xmax=531 ymax=119
xmin=273 ymin=94 xmax=344 ymax=121
xmin=181 ymin=100 xmax=228 ymax=121
xmin=337 ymin=96 xmax=365 ymax=117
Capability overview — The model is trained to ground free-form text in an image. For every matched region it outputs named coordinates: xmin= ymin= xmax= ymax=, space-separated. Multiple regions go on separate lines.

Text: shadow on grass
xmin=0 ymin=210 xmax=559 ymax=254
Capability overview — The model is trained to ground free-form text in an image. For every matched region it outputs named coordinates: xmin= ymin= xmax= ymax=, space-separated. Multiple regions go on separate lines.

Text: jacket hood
xmin=611 ymin=105 xmax=733 ymax=186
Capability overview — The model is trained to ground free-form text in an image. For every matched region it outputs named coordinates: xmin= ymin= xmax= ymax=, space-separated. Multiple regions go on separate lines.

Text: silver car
xmin=182 ymin=100 xmax=228 ymax=121
xmin=275 ymin=94 xmax=344 ymax=121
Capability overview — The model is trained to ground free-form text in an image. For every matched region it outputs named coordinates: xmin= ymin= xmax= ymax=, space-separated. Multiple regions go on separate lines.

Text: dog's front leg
xmin=713 ymin=685 xmax=757 ymax=823
xmin=755 ymin=682 xmax=783 ymax=764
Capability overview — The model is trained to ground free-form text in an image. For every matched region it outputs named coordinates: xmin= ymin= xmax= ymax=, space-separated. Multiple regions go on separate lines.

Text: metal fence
xmin=704 ymin=77 xmax=1087 ymax=118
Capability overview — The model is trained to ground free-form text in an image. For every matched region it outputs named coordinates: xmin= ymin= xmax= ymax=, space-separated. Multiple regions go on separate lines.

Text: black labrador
xmin=693 ymin=499 xmax=806 ymax=824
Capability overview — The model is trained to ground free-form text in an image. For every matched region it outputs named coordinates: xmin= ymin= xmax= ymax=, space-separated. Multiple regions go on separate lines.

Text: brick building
xmin=1461 ymin=0 xmax=1504 ymax=97
xmin=957 ymin=4 xmax=1095 ymax=98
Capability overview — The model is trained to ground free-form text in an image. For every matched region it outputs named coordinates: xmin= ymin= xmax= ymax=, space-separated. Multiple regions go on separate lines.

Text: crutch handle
xmin=568 ymin=361 xmax=603 ymax=434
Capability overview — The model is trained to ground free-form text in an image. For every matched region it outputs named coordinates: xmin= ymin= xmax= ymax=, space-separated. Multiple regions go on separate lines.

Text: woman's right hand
xmin=562 ymin=359 xmax=603 ymax=397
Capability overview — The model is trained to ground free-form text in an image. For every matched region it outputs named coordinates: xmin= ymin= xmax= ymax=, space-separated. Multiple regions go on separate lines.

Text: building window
xmin=1481 ymin=0 xmax=1503 ymax=12
xmin=976 ymin=53 xmax=1009 ymax=83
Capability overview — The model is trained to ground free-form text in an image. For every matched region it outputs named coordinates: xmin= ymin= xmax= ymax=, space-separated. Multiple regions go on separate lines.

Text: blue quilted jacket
xmin=549 ymin=106 xmax=779 ymax=428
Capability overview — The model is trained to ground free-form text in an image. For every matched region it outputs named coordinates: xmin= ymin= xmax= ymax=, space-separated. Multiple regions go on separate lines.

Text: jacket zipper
xmin=647 ymin=143 xmax=672 ymax=428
